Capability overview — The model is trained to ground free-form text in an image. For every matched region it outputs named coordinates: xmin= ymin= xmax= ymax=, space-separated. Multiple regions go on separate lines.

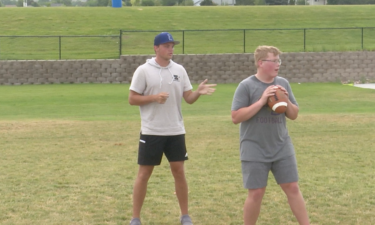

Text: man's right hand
xmin=155 ymin=92 xmax=169 ymax=104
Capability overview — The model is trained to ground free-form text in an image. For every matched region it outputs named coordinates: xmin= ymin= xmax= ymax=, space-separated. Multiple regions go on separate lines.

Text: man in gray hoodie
xmin=128 ymin=32 xmax=216 ymax=225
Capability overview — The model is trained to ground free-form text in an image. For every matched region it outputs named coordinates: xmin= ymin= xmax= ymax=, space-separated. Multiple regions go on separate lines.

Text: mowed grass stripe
xmin=0 ymin=83 xmax=375 ymax=121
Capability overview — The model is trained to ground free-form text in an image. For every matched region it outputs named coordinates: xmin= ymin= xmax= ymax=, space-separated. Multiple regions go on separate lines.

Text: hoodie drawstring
xmin=159 ymin=67 xmax=175 ymax=88
xmin=167 ymin=68 xmax=174 ymax=85
xmin=147 ymin=57 xmax=175 ymax=89
xmin=158 ymin=68 xmax=163 ymax=88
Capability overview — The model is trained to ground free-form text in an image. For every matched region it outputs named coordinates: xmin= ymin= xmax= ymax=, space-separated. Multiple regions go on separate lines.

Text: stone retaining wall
xmin=1 ymin=51 xmax=375 ymax=85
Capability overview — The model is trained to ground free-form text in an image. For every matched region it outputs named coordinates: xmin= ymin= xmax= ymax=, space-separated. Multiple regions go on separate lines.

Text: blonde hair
xmin=254 ymin=46 xmax=282 ymax=67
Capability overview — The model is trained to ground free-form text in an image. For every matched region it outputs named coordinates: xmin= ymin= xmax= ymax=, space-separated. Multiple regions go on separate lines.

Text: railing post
xmin=361 ymin=27 xmax=364 ymax=50
xmin=119 ymin=30 xmax=122 ymax=58
xmin=182 ymin=30 xmax=185 ymax=54
xmin=243 ymin=29 xmax=245 ymax=53
xmin=59 ymin=36 xmax=61 ymax=60
xmin=303 ymin=29 xmax=306 ymax=52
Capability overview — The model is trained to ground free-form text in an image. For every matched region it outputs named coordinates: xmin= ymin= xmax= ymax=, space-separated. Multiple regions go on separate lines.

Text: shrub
xmin=161 ymin=0 xmax=177 ymax=5
xmin=179 ymin=0 xmax=194 ymax=5
xmin=254 ymin=0 xmax=266 ymax=4
xmin=236 ymin=0 xmax=254 ymax=5
xmin=200 ymin=0 xmax=215 ymax=5
xmin=141 ymin=0 xmax=155 ymax=5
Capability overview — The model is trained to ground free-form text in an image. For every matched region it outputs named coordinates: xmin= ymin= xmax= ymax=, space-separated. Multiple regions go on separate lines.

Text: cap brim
xmin=156 ymin=41 xmax=180 ymax=45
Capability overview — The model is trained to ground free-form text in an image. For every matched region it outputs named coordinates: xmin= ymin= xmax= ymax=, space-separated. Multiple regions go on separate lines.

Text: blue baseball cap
xmin=154 ymin=32 xmax=180 ymax=46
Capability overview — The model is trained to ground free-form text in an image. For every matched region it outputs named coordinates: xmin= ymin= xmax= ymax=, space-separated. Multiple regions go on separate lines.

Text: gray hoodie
xmin=130 ymin=57 xmax=193 ymax=135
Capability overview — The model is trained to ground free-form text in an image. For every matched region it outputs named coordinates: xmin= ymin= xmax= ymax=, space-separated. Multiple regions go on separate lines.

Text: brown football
xmin=267 ymin=88 xmax=288 ymax=114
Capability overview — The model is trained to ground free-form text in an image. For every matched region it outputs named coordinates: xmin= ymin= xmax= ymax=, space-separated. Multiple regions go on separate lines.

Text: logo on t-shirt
xmin=173 ymin=75 xmax=180 ymax=82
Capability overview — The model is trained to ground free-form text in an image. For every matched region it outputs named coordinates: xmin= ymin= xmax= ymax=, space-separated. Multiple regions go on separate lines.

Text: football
xmin=267 ymin=88 xmax=288 ymax=114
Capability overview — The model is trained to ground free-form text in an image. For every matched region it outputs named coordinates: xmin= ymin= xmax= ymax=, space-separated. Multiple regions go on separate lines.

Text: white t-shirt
xmin=129 ymin=58 xmax=193 ymax=135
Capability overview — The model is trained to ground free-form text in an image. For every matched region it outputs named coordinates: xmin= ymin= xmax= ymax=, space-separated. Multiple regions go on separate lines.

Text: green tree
xmin=30 ymin=1 xmax=40 ymax=6
xmin=161 ymin=0 xmax=176 ymax=5
xmin=3 ymin=0 xmax=17 ymax=4
xmin=141 ymin=0 xmax=155 ymax=5
xmin=62 ymin=0 xmax=72 ymax=5
xmin=97 ymin=0 xmax=108 ymax=6
xmin=179 ymin=0 xmax=193 ymax=5
xmin=254 ymin=0 xmax=266 ymax=4
xmin=200 ymin=0 xmax=214 ymax=5
xmin=16 ymin=0 xmax=23 ymax=6
xmin=236 ymin=0 xmax=254 ymax=5
xmin=122 ymin=0 xmax=132 ymax=5
xmin=37 ymin=0 xmax=50 ymax=6
xmin=86 ymin=0 xmax=98 ymax=6
xmin=328 ymin=0 xmax=375 ymax=4
xmin=72 ymin=0 xmax=84 ymax=6
xmin=131 ymin=0 xmax=140 ymax=5
xmin=266 ymin=0 xmax=288 ymax=4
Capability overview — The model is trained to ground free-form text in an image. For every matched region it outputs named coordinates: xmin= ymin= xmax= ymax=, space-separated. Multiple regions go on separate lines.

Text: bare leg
xmin=280 ymin=182 xmax=310 ymax=225
xmin=244 ymin=188 xmax=266 ymax=225
xmin=170 ymin=161 xmax=188 ymax=215
xmin=132 ymin=165 xmax=154 ymax=219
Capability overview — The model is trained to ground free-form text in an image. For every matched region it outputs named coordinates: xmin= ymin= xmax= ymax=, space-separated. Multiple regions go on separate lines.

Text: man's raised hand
xmin=198 ymin=79 xmax=217 ymax=95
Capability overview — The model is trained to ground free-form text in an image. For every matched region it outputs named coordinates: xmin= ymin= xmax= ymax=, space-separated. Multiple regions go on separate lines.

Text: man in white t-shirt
xmin=128 ymin=32 xmax=216 ymax=225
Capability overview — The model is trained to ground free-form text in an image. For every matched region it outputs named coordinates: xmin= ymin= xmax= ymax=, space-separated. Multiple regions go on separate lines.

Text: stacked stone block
xmin=1 ymin=51 xmax=375 ymax=85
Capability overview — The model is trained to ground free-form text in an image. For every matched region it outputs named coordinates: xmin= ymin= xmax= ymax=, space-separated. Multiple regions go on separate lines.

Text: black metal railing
xmin=0 ymin=35 xmax=119 ymax=60
xmin=1 ymin=27 xmax=375 ymax=60
xmin=120 ymin=27 xmax=375 ymax=55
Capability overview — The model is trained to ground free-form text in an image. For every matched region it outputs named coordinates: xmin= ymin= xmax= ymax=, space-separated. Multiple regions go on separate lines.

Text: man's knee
xmin=137 ymin=166 xmax=154 ymax=181
xmin=248 ymin=188 xmax=266 ymax=202
xmin=281 ymin=182 xmax=300 ymax=196
xmin=170 ymin=161 xmax=185 ymax=176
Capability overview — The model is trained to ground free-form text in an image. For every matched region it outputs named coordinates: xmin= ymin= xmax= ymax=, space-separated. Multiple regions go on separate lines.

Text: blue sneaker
xmin=130 ymin=218 xmax=141 ymax=225
xmin=180 ymin=215 xmax=193 ymax=225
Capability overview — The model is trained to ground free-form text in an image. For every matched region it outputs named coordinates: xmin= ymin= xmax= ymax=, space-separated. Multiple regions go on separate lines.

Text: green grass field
xmin=1 ymin=6 xmax=375 ymax=59
xmin=1 ymin=83 xmax=375 ymax=224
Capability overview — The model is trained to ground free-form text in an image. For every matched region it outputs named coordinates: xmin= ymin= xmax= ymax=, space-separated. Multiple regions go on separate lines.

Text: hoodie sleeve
xmin=181 ymin=67 xmax=193 ymax=92
xmin=129 ymin=66 xmax=146 ymax=94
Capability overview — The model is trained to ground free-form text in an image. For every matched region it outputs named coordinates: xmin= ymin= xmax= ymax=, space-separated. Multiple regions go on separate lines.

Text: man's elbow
xmin=231 ymin=114 xmax=240 ymax=124
xmin=183 ymin=96 xmax=195 ymax=105
xmin=288 ymin=115 xmax=298 ymax=120
xmin=286 ymin=112 xmax=298 ymax=120
xmin=185 ymin=100 xmax=194 ymax=105
xmin=183 ymin=94 xmax=196 ymax=105
xmin=128 ymin=97 xmax=137 ymax=106
xmin=232 ymin=118 xmax=240 ymax=124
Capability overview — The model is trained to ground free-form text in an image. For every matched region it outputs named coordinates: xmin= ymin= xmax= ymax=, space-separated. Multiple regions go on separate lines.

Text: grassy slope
xmin=1 ymin=6 xmax=375 ymax=35
xmin=1 ymin=6 xmax=375 ymax=58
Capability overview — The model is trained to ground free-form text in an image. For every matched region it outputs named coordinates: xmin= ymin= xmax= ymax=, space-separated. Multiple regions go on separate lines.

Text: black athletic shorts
xmin=138 ymin=133 xmax=188 ymax=165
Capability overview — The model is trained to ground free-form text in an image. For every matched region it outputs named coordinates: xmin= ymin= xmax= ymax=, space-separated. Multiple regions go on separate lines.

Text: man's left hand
xmin=198 ymin=79 xmax=217 ymax=95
